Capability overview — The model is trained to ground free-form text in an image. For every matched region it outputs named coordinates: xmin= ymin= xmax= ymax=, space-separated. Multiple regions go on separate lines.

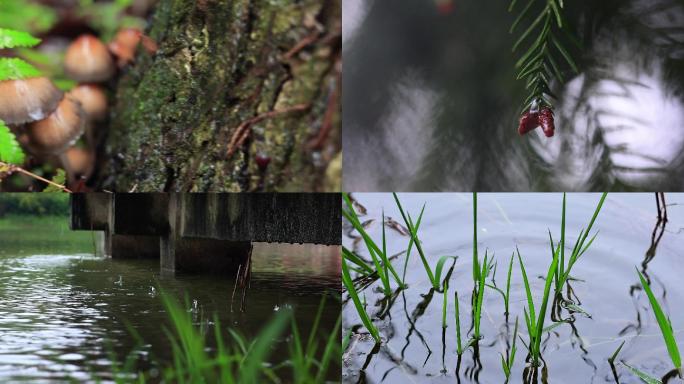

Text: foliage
xmin=500 ymin=317 xmax=518 ymax=381
xmin=0 ymin=1 xmax=58 ymax=34
xmin=109 ymin=291 xmax=340 ymax=383
xmin=518 ymin=243 xmax=560 ymax=367
xmin=43 ymin=169 xmax=67 ymax=193
xmin=0 ymin=28 xmax=43 ymax=82
xmin=342 ymin=258 xmax=381 ymax=344
xmin=636 ymin=269 xmax=682 ymax=373
xmin=0 ymin=121 xmax=26 ymax=165
xmin=78 ymin=0 xmax=145 ymax=41
xmin=0 ymin=193 xmax=70 ymax=216
xmin=0 ymin=28 xmax=41 ymax=49
xmin=342 ymin=193 xmax=405 ymax=295
xmin=393 ymin=193 xmax=456 ymax=291
xmin=553 ymin=192 xmax=607 ymax=293
xmin=508 ymin=0 xmax=579 ymax=112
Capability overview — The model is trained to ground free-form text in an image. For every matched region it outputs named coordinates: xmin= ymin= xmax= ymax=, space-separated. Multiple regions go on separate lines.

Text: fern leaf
xmin=43 ymin=169 xmax=67 ymax=193
xmin=0 ymin=120 xmax=26 ymax=165
xmin=0 ymin=28 xmax=41 ymax=49
xmin=0 ymin=58 xmax=42 ymax=81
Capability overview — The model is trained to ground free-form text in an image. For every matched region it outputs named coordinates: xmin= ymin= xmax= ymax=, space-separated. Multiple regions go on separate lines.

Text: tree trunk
xmin=97 ymin=0 xmax=341 ymax=192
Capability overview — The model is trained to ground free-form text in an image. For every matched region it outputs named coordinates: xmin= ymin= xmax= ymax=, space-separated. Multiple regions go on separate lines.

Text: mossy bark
xmin=98 ymin=0 xmax=341 ymax=192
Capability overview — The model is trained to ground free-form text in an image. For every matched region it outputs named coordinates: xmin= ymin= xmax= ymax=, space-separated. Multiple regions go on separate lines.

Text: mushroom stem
xmin=58 ymin=152 xmax=76 ymax=186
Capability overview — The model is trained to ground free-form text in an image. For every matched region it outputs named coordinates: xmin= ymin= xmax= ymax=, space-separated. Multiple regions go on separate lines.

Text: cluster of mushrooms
xmin=0 ymin=29 xmax=151 ymax=186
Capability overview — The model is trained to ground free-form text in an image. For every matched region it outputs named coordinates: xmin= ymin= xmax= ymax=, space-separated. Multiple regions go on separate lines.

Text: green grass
xmin=553 ymin=193 xmax=607 ymax=293
xmin=500 ymin=317 xmax=518 ymax=381
xmin=393 ymin=193 xmax=456 ymax=291
xmin=487 ymin=252 xmax=515 ymax=316
xmin=518 ymin=243 xmax=560 ymax=367
xmin=454 ymin=290 xmax=465 ymax=356
xmin=472 ymin=250 xmax=492 ymax=341
xmin=619 ymin=269 xmax=683 ymax=382
xmin=342 ymin=258 xmax=380 ymax=344
xmin=0 ymin=214 xmax=93 ymax=255
xmin=442 ymin=279 xmax=449 ymax=328
xmin=107 ymin=291 xmax=340 ymax=383
xmin=342 ymin=193 xmax=405 ymax=295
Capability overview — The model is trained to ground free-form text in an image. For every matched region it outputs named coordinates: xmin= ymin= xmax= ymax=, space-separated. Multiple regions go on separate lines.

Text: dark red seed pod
xmin=517 ymin=111 xmax=539 ymax=136
xmin=539 ymin=108 xmax=555 ymax=137
xmin=255 ymin=153 xmax=271 ymax=172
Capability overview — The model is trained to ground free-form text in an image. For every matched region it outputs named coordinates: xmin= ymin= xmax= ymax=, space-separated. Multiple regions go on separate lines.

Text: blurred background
xmin=343 ymin=0 xmax=684 ymax=191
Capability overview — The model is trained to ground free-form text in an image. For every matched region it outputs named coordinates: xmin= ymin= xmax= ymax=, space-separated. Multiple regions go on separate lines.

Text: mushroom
xmin=108 ymin=28 xmax=142 ymax=67
xmin=0 ymin=77 xmax=63 ymax=125
xmin=67 ymin=84 xmax=108 ymax=121
xmin=64 ymin=35 xmax=115 ymax=82
xmin=63 ymin=146 xmax=94 ymax=180
xmin=25 ymin=96 xmax=85 ymax=155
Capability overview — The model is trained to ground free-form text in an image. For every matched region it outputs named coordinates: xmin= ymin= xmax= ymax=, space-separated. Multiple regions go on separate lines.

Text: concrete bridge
xmin=70 ymin=193 xmax=341 ymax=274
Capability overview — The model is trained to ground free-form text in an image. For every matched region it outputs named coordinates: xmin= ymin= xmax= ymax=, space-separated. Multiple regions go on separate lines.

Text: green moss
xmin=101 ymin=0 xmax=340 ymax=192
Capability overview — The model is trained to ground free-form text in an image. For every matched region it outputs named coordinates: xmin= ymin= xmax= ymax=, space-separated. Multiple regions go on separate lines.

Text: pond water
xmin=342 ymin=193 xmax=684 ymax=383
xmin=0 ymin=217 xmax=341 ymax=382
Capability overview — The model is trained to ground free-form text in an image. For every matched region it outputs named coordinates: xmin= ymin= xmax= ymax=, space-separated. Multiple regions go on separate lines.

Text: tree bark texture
xmin=98 ymin=0 xmax=341 ymax=192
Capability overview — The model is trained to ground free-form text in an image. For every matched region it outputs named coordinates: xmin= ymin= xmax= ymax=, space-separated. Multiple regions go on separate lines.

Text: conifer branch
xmin=509 ymin=0 xmax=579 ymax=113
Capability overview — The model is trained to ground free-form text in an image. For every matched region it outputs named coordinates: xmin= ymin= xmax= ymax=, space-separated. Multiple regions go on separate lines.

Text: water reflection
xmin=343 ymin=0 xmax=684 ymax=191
xmin=342 ymin=193 xmax=684 ymax=383
xmin=0 ymin=235 xmax=340 ymax=382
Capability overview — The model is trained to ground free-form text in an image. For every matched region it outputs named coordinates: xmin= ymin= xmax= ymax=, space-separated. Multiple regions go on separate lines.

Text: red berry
xmin=517 ymin=111 xmax=539 ymax=136
xmin=436 ymin=0 xmax=454 ymax=14
xmin=539 ymin=108 xmax=555 ymax=137
xmin=255 ymin=153 xmax=271 ymax=171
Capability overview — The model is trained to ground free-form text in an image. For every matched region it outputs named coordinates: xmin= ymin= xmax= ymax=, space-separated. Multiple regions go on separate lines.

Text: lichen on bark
xmin=99 ymin=0 xmax=341 ymax=192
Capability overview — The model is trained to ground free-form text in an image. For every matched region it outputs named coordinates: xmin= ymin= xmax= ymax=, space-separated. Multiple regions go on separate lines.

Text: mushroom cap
xmin=0 ymin=77 xmax=64 ymax=125
xmin=109 ymin=28 xmax=142 ymax=66
xmin=68 ymin=84 xmax=108 ymax=121
xmin=25 ymin=96 xmax=85 ymax=154
xmin=64 ymin=34 xmax=115 ymax=82
xmin=64 ymin=146 xmax=94 ymax=179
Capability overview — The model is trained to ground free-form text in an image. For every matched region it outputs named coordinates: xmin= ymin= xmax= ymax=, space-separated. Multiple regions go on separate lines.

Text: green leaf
xmin=637 ymin=269 xmax=682 ymax=369
xmin=0 ymin=120 xmax=25 ymax=164
xmin=0 ymin=58 xmax=42 ymax=81
xmin=621 ymin=361 xmax=663 ymax=384
xmin=0 ymin=1 xmax=58 ymax=34
xmin=43 ymin=169 xmax=66 ymax=193
xmin=0 ymin=28 xmax=41 ymax=49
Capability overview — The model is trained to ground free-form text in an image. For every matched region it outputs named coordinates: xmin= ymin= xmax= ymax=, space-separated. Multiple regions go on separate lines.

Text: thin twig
xmin=283 ymin=31 xmax=321 ymax=60
xmin=308 ymin=57 xmax=341 ymax=149
xmin=0 ymin=161 xmax=72 ymax=192
xmin=226 ymin=103 xmax=311 ymax=159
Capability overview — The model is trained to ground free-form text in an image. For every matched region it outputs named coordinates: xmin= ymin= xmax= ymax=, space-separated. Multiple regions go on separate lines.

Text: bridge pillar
xmin=161 ymin=194 xmax=252 ymax=274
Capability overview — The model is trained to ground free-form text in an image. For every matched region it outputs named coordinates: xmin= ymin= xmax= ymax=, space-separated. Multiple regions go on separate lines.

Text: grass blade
xmin=637 ymin=269 xmax=681 ymax=369
xmin=342 ymin=259 xmax=380 ymax=343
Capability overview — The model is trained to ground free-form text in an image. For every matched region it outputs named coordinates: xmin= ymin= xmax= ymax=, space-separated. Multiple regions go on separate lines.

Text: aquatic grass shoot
xmin=454 ymin=290 xmax=465 ymax=355
xmin=442 ymin=279 xmax=449 ymax=328
xmin=518 ymin=243 xmax=560 ymax=367
xmin=107 ymin=289 xmax=341 ymax=383
xmin=472 ymin=250 xmax=492 ymax=341
xmin=500 ymin=317 xmax=518 ymax=382
xmin=402 ymin=203 xmax=425 ymax=282
xmin=627 ymin=269 xmax=682 ymax=381
xmin=343 ymin=193 xmax=406 ymax=295
xmin=342 ymin=258 xmax=381 ymax=343
xmin=393 ymin=193 xmax=456 ymax=291
xmin=487 ymin=252 xmax=515 ymax=316
xmin=554 ymin=192 xmax=607 ymax=293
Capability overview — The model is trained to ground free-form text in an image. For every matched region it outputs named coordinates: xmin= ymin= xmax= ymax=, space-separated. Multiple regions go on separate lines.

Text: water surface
xmin=343 ymin=193 xmax=684 ymax=383
xmin=0 ymin=217 xmax=341 ymax=382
